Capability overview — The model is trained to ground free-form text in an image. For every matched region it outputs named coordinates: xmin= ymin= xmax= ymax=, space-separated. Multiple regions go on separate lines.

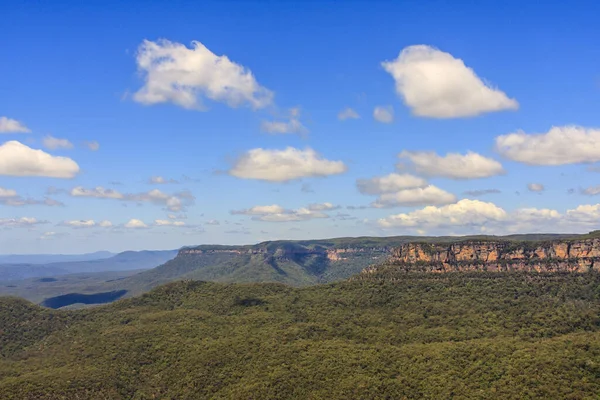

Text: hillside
xmin=2 ymin=272 xmax=600 ymax=398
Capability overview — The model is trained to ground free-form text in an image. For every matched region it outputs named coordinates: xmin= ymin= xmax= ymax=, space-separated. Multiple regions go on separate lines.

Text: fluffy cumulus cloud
xmin=83 ymin=141 xmax=100 ymax=151
xmin=338 ymin=108 xmax=359 ymax=121
xmin=463 ymin=189 xmax=501 ymax=197
xmin=0 ymin=141 xmax=79 ymax=178
xmin=307 ymin=202 xmax=340 ymax=211
xmin=356 ymin=173 xmax=427 ymax=195
xmin=124 ymin=219 xmax=149 ymax=229
xmin=231 ymin=204 xmax=286 ymax=215
xmin=71 ymin=186 xmax=123 ymax=199
xmin=378 ymin=199 xmax=508 ymax=228
xmin=377 ymin=198 xmax=600 ymax=234
xmin=398 ymin=150 xmax=505 ymax=179
xmin=0 ymin=217 xmax=47 ymax=227
xmin=371 ymin=185 xmax=456 ymax=208
xmin=42 ymin=135 xmax=73 ymax=150
xmin=261 ymin=108 xmax=307 ymax=135
xmin=382 ymin=45 xmax=518 ymax=118
xmin=59 ymin=219 xmax=112 ymax=229
xmin=148 ymin=176 xmax=179 ymax=184
xmin=0 ymin=187 xmax=65 ymax=207
xmin=133 ymin=39 xmax=273 ymax=110
xmin=495 ymin=126 xmax=600 ymax=165
xmin=39 ymin=231 xmax=69 ymax=240
xmin=373 ymin=106 xmax=394 ymax=123
xmin=154 ymin=219 xmax=186 ymax=227
xmin=69 ymin=187 xmax=194 ymax=211
xmin=567 ymin=204 xmax=600 ymax=224
xmin=62 ymin=219 xmax=96 ymax=228
xmin=582 ymin=185 xmax=600 ymax=196
xmin=229 ymin=147 xmax=347 ymax=182
xmin=0 ymin=117 xmax=31 ymax=133
xmin=527 ymin=183 xmax=545 ymax=192
xmin=0 ymin=187 xmax=18 ymax=197
xmin=231 ymin=203 xmax=331 ymax=222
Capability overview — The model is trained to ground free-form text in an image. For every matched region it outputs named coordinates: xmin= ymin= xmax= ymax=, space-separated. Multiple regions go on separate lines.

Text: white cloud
xmin=0 ymin=117 xmax=30 ymax=133
xmin=527 ymin=183 xmax=545 ymax=192
xmin=0 ymin=141 xmax=79 ymax=178
xmin=398 ymin=150 xmax=504 ymax=179
xmin=567 ymin=204 xmax=600 ymax=223
xmin=71 ymin=186 xmax=124 ymax=199
xmin=154 ymin=219 xmax=186 ymax=227
xmin=98 ymin=220 xmax=113 ymax=227
xmin=376 ymin=199 xmax=600 ymax=234
xmin=39 ymin=231 xmax=69 ymax=240
xmin=0 ymin=217 xmax=47 ymax=227
xmin=229 ymin=147 xmax=347 ymax=182
xmin=124 ymin=219 xmax=148 ymax=229
xmin=496 ymin=126 xmax=600 ymax=166
xmin=372 ymin=185 xmax=456 ymax=208
xmin=205 ymin=219 xmax=220 ymax=225
xmin=62 ymin=219 xmax=96 ymax=228
xmin=356 ymin=173 xmax=427 ymax=195
xmin=512 ymin=208 xmax=560 ymax=222
xmin=0 ymin=187 xmax=63 ymax=207
xmin=261 ymin=108 xmax=307 ymax=135
xmin=373 ymin=106 xmax=394 ymax=123
xmin=232 ymin=204 xmax=330 ymax=222
xmin=42 ymin=135 xmax=73 ymax=150
xmin=307 ymin=202 xmax=340 ymax=211
xmin=382 ymin=45 xmax=518 ymax=118
xmin=258 ymin=207 xmax=329 ymax=222
xmin=69 ymin=187 xmax=194 ymax=211
xmin=0 ymin=187 xmax=18 ymax=197
xmin=133 ymin=39 xmax=273 ymax=110
xmin=378 ymin=199 xmax=507 ymax=228
xmin=231 ymin=204 xmax=286 ymax=215
xmin=0 ymin=192 xmax=65 ymax=207
xmin=84 ymin=141 xmax=100 ymax=151
xmin=338 ymin=108 xmax=360 ymax=121
xmin=148 ymin=176 xmax=179 ymax=184
xmin=463 ymin=189 xmax=501 ymax=197
xmin=582 ymin=185 xmax=600 ymax=196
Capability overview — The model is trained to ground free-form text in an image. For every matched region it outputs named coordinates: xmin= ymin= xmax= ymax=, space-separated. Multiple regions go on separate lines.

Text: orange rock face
xmin=381 ymin=239 xmax=600 ymax=274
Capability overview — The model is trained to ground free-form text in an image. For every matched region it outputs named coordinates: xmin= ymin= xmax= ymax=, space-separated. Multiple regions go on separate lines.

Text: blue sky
xmin=1 ymin=0 xmax=600 ymax=253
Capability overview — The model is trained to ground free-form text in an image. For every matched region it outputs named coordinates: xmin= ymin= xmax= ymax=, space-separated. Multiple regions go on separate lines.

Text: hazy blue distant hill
xmin=0 ymin=250 xmax=178 ymax=282
xmin=0 ymin=251 xmax=114 ymax=265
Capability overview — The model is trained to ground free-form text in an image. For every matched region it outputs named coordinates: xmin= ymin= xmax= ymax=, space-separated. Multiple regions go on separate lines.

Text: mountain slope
xmin=2 ymin=272 xmax=600 ymax=398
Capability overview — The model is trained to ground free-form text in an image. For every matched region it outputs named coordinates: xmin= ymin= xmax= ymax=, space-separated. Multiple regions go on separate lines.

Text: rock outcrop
xmin=363 ymin=238 xmax=600 ymax=275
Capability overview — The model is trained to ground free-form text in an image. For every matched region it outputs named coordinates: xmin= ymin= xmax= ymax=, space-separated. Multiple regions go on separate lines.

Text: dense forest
xmin=2 ymin=271 xmax=600 ymax=398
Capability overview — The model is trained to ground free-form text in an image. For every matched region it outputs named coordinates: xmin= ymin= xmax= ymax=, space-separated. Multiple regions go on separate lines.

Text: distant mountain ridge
xmin=0 ymin=250 xmax=178 ymax=281
xmin=107 ymin=233 xmax=579 ymax=298
xmin=0 ymin=251 xmax=114 ymax=265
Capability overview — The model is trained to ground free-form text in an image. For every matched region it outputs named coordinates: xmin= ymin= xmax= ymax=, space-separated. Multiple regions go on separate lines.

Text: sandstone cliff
xmin=362 ymin=238 xmax=600 ymax=275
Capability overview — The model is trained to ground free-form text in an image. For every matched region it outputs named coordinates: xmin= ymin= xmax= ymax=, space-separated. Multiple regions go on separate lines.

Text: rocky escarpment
xmin=179 ymin=245 xmax=391 ymax=262
xmin=362 ymin=238 xmax=600 ymax=275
